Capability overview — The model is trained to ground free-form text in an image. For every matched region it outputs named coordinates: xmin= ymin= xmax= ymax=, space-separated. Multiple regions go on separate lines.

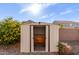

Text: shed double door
xmin=31 ymin=25 xmax=48 ymax=52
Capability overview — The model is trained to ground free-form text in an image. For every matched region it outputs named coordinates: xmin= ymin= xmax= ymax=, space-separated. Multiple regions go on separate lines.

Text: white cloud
xmin=20 ymin=4 xmax=42 ymax=14
xmin=40 ymin=15 xmax=48 ymax=19
xmin=38 ymin=15 xmax=49 ymax=20
xmin=60 ymin=9 xmax=73 ymax=15
xmin=19 ymin=3 xmax=57 ymax=15
xmin=38 ymin=12 xmax=55 ymax=20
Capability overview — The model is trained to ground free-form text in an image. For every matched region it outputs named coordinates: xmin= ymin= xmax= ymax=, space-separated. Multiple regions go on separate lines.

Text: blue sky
xmin=0 ymin=3 xmax=79 ymax=22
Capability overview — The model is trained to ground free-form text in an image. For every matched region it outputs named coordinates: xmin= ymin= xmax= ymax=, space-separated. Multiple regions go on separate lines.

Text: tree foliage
xmin=0 ymin=17 xmax=21 ymax=45
xmin=58 ymin=24 xmax=64 ymax=29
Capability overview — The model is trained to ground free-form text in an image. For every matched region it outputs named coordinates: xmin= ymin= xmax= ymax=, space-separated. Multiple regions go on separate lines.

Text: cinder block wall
xmin=59 ymin=28 xmax=79 ymax=41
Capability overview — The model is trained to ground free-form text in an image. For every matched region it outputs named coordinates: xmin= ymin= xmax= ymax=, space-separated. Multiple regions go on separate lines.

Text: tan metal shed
xmin=21 ymin=22 xmax=59 ymax=53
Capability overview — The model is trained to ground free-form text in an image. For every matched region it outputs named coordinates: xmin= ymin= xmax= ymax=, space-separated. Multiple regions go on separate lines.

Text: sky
xmin=0 ymin=3 xmax=79 ymax=23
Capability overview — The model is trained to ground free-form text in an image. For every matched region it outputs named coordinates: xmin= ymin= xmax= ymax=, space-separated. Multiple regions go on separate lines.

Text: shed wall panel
xmin=50 ymin=25 xmax=59 ymax=52
xmin=21 ymin=25 xmax=30 ymax=53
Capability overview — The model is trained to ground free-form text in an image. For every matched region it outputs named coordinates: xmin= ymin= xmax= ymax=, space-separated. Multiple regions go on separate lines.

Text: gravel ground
xmin=0 ymin=40 xmax=79 ymax=55
xmin=0 ymin=42 xmax=58 ymax=55
xmin=0 ymin=42 xmax=20 ymax=55
xmin=60 ymin=40 xmax=79 ymax=55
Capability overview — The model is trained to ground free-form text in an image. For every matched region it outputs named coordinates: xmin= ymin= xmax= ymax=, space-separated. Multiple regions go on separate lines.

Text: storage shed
xmin=21 ymin=22 xmax=59 ymax=53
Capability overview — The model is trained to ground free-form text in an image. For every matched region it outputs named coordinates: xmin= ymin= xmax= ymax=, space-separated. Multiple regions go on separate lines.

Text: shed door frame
xmin=31 ymin=25 xmax=49 ymax=52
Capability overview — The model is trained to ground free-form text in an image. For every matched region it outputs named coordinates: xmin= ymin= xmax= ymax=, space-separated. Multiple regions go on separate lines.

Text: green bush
xmin=0 ymin=17 xmax=21 ymax=45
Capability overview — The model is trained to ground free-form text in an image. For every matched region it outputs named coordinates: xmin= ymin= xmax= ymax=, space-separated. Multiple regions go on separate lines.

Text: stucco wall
xmin=59 ymin=28 xmax=79 ymax=41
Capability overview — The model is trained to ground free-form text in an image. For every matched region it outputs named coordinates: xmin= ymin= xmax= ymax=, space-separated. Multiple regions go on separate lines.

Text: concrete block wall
xmin=59 ymin=28 xmax=79 ymax=41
